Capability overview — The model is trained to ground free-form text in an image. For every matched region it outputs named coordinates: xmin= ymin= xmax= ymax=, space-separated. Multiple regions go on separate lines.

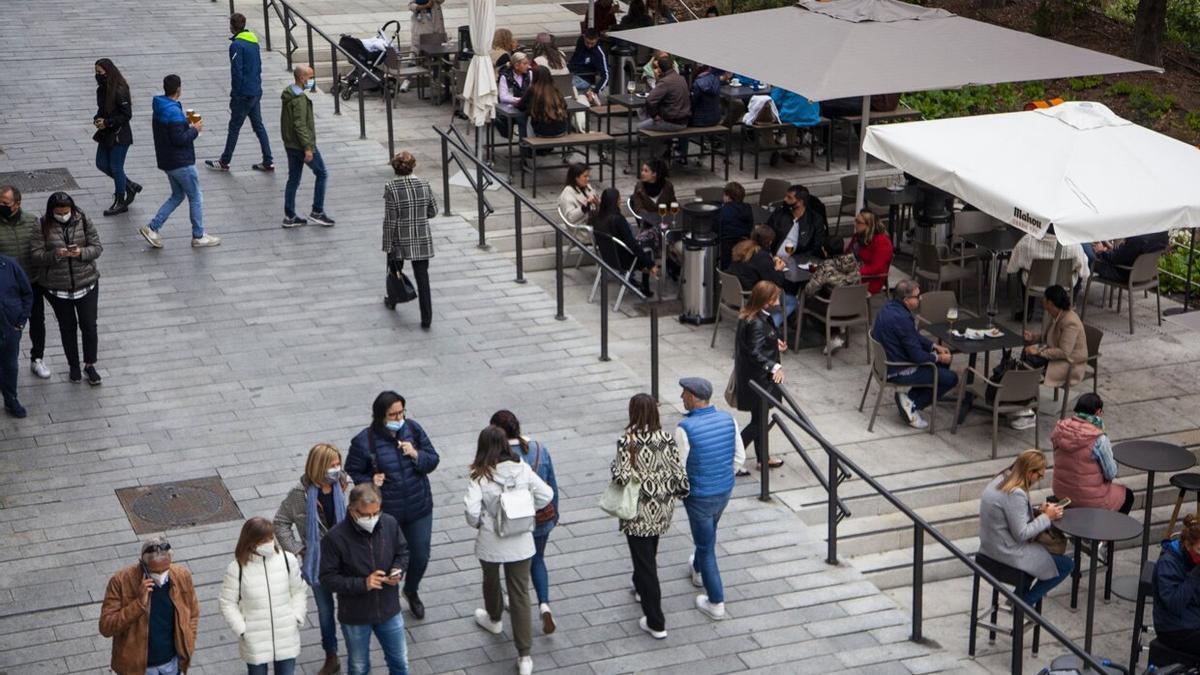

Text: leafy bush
xmin=902 ymin=82 xmax=1047 ymax=120
xmin=1068 ymin=75 xmax=1104 ymax=91
xmin=1108 ymin=81 xmax=1175 ymax=124
xmin=1186 ymin=111 xmax=1200 ymax=131
xmin=1104 ymin=0 xmax=1200 ymax=51
xmin=1159 ymin=230 xmax=1199 ymax=295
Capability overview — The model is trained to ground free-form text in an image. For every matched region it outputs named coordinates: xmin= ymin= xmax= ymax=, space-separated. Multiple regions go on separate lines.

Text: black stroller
xmin=332 ymin=20 xmax=402 ymax=101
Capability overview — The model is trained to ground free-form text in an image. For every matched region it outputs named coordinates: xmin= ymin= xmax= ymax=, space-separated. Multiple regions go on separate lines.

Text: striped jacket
xmin=382 ymin=176 xmax=437 ymax=260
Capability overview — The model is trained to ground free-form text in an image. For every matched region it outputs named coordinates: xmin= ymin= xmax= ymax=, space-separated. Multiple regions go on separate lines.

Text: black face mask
xmin=0 ymin=204 xmax=12 ymax=219
xmin=95 ymin=74 xmax=106 ymax=85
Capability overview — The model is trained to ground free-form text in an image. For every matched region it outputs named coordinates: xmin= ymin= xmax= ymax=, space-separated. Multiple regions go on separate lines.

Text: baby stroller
xmin=332 ymin=20 xmax=402 ymax=101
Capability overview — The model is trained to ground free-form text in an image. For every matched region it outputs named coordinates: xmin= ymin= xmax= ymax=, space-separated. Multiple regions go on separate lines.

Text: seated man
xmin=1006 ymin=225 xmax=1089 ymax=319
xmin=1092 ymin=231 xmax=1169 ymax=282
xmin=640 ymin=50 xmax=678 ymax=88
xmin=495 ymin=52 xmax=531 ymax=140
xmin=567 ymin=29 xmax=609 ymax=105
xmin=765 ymin=184 xmax=832 ymax=260
xmin=871 ymin=280 xmax=959 ymax=430
xmin=678 ymin=64 xmax=721 ymax=163
xmin=638 ymin=57 xmax=690 ymax=133
xmin=768 ymin=87 xmax=822 ymax=166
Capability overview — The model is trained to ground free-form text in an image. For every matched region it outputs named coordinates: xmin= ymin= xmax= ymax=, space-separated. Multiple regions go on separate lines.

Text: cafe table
xmin=1057 ymin=507 xmax=1142 ymax=653
xmin=923 ymin=316 xmax=1025 ymax=381
xmin=864 ymin=185 xmax=922 ymax=245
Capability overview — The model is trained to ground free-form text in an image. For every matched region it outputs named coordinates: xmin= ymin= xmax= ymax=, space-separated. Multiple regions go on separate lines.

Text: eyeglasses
xmin=385 ymin=409 xmax=406 ymax=420
xmin=142 ymin=543 xmax=172 ymax=554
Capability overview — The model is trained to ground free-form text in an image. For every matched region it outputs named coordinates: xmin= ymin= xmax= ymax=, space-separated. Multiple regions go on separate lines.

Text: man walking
xmin=0 ymin=252 xmax=31 ymax=418
xmin=280 ymin=66 xmax=334 ymax=228
xmin=205 ymin=13 xmax=274 ymax=172
xmin=675 ymin=377 xmax=744 ymax=621
xmin=0 ymin=185 xmax=51 ymax=380
xmin=99 ymin=538 xmax=200 ymax=675
xmin=140 ymin=74 xmax=222 ymax=249
xmin=320 ymin=484 xmax=410 ymax=675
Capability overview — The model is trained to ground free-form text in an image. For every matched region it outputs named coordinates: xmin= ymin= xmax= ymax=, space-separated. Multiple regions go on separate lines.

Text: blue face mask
xmin=385 ymin=420 xmax=405 ymax=433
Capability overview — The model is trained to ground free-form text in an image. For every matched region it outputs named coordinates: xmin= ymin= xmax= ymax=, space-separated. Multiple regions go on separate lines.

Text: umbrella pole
xmin=588 ymin=0 xmax=595 ymax=28
xmin=1164 ymin=227 xmax=1198 ymax=316
xmin=854 ymin=95 xmax=870 ymax=212
xmin=1048 ymin=240 xmax=1063 ymax=293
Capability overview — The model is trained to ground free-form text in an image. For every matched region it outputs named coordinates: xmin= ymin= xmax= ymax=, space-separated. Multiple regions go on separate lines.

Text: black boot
xmin=123 ymin=180 xmax=142 ymax=205
xmin=103 ymin=194 xmax=128 ymax=216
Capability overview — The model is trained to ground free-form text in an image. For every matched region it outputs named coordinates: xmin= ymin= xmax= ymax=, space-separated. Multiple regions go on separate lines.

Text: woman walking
xmin=382 ymin=151 xmax=438 ymax=328
xmin=734 ymin=281 xmax=785 ymax=474
xmin=345 ymin=391 xmax=439 ymax=620
xmin=31 ymin=192 xmax=102 ymax=385
xmin=490 ymin=410 xmax=560 ymax=633
xmin=219 ymin=517 xmax=308 ymax=675
xmin=465 ymin=425 xmax=553 ymax=675
xmin=92 ymin=59 xmax=141 ymax=216
xmin=610 ymin=393 xmax=689 ymax=639
xmin=273 ymin=444 xmax=351 ymax=675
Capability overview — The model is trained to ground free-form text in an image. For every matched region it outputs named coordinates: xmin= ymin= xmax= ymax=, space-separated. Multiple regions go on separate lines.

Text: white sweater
xmin=464 ymin=460 xmax=554 ymax=563
xmin=218 ymin=551 xmax=307 ymax=665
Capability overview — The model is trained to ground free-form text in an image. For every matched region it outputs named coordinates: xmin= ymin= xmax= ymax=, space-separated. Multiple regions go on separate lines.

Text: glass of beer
xmin=669 ymin=202 xmax=679 ymax=216
xmin=657 ymin=203 xmax=668 ymax=217
xmin=784 ymin=243 xmax=795 ymax=257
xmin=947 ymin=306 xmax=959 ymax=331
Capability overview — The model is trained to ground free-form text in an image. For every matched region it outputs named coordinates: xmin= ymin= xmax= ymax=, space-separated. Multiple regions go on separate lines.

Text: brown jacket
xmin=1032 ymin=308 xmax=1087 ymax=388
xmin=645 ymin=70 xmax=691 ymax=125
xmin=99 ymin=563 xmax=199 ymax=674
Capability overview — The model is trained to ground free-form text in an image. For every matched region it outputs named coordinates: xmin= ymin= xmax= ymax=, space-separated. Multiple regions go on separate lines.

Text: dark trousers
xmin=45 ymin=285 xmax=99 ymax=367
xmin=740 ymin=402 xmax=768 ymax=464
xmin=95 ymin=143 xmax=130 ymax=196
xmin=27 ymin=284 xmax=45 ymax=361
xmin=220 ymin=95 xmax=273 ymax=166
xmin=1119 ymin=486 xmax=1135 ymax=514
xmin=1157 ymin=628 xmax=1200 ymax=658
xmin=0 ymin=324 xmax=20 ymax=407
xmin=392 ymin=259 xmax=432 ymax=326
xmin=397 ymin=511 xmax=432 ymax=595
xmin=888 ymin=365 xmax=958 ymax=411
xmin=626 ymin=534 xmax=664 ymax=632
xmin=284 ymin=147 xmax=328 ymax=217
xmin=481 ymin=558 xmax=532 ymax=656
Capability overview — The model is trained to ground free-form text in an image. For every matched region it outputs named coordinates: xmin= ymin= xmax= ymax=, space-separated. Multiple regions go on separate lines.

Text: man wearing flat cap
xmin=99 ymin=537 xmax=200 ymax=674
xmin=675 ymin=377 xmax=743 ymax=623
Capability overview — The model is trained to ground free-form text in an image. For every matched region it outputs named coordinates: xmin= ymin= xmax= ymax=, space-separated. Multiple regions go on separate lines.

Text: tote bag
xmin=598 ymin=436 xmax=641 ymax=519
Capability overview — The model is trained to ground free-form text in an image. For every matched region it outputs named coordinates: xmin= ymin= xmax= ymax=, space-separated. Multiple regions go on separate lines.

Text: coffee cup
xmin=729 ymin=79 xmax=742 ymax=87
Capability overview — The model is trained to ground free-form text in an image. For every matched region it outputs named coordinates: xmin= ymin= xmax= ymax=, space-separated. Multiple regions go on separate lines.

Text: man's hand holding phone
xmin=384 ymin=568 xmax=403 ymax=585
xmin=366 ymin=570 xmax=387 ymax=590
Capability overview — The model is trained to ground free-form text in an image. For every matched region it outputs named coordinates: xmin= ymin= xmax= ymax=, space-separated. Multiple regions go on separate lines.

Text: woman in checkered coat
xmin=383 ymin=151 xmax=438 ymax=327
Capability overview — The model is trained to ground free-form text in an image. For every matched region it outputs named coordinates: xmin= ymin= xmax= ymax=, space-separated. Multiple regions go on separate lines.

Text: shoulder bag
xmin=598 ymin=435 xmax=641 ymax=519
xmin=529 ymin=442 xmax=557 ymax=524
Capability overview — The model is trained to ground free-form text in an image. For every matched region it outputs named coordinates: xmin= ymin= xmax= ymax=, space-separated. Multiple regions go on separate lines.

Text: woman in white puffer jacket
xmin=219 ymin=517 xmax=309 ymax=674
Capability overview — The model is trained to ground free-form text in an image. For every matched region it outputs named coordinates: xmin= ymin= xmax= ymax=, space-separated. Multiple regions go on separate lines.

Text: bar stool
xmin=969 ymin=553 xmax=1042 ymax=659
xmin=1164 ymin=473 xmax=1200 ymax=538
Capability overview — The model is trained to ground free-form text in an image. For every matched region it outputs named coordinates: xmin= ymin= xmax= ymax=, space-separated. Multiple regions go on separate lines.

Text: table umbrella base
xmin=1109 ymin=574 xmax=1143 ymax=603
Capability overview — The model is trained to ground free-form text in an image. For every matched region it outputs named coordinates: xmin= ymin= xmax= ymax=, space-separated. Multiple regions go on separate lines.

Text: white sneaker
xmin=638 ymin=616 xmax=667 ymax=639
xmin=517 ymin=656 xmax=533 ymax=675
xmin=1010 ymin=412 xmax=1037 ymax=430
xmin=30 ymin=359 xmax=50 ymax=379
xmin=473 ymin=608 xmax=502 ymax=634
xmin=909 ymin=410 xmax=930 ymax=430
xmin=139 ymin=226 xmax=163 ymax=249
xmin=191 ymin=234 xmax=221 ymax=248
xmin=399 ymin=78 xmax=411 ymax=93
xmin=822 ymin=335 xmax=846 ymax=356
xmin=895 ymin=392 xmax=916 ymax=424
xmin=695 ymin=595 xmax=727 ymax=620
xmin=688 ymin=553 xmax=702 ymax=587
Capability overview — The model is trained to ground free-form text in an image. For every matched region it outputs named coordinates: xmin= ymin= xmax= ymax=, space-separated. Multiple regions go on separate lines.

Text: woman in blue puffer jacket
xmin=345 ymin=390 xmax=440 ymax=620
xmin=1153 ymin=514 xmax=1200 ymax=658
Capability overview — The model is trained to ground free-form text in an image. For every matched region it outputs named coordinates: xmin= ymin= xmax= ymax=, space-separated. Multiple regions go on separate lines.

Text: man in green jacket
xmin=0 ymin=186 xmax=50 ymax=380
xmin=280 ymin=66 xmax=334 ymax=228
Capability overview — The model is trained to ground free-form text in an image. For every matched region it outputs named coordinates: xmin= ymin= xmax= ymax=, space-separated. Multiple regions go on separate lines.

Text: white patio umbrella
xmin=461 ymin=0 xmax=498 ymax=129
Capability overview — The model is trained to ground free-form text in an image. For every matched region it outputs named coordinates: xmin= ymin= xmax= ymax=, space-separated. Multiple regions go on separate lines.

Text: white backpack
xmin=493 ymin=472 xmax=536 ymax=537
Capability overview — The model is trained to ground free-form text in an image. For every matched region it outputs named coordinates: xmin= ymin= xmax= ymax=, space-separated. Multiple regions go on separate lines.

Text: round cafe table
xmin=1110 ymin=440 xmax=1196 ymax=602
xmin=1056 ymin=507 xmax=1142 ymax=654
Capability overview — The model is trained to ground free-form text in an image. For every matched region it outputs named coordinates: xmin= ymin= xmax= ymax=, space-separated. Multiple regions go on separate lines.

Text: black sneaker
xmin=308 ymin=212 xmax=336 ymax=227
xmin=251 ymin=162 xmax=275 ymax=172
xmin=69 ymin=365 xmax=82 ymax=383
xmin=281 ymin=215 xmax=308 ymax=229
xmin=84 ymin=365 xmax=102 ymax=386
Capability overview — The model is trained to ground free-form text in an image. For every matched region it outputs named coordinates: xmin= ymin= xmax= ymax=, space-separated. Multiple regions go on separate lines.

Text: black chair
xmin=969 ymin=553 xmax=1042 ymax=664
xmin=1130 ymin=559 xmax=1157 ymax=672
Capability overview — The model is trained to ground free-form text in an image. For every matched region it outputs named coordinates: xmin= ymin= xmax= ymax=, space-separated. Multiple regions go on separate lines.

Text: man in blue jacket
xmin=1152 ymin=531 xmax=1200 ymax=658
xmin=141 ymin=75 xmax=221 ymax=250
xmin=0 ymin=253 xmax=32 ymax=418
xmin=567 ymin=29 xmax=609 ymax=105
xmin=206 ymin=13 xmax=274 ymax=172
xmin=871 ymin=280 xmax=957 ymax=429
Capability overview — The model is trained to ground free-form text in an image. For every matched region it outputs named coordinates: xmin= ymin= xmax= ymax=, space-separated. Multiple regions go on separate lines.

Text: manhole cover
xmin=0 ymin=168 xmax=79 ymax=195
xmin=116 ymin=476 xmax=243 ymax=534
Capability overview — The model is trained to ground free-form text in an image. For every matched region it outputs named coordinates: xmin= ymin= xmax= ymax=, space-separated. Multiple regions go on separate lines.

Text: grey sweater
xmin=273 ymin=479 xmax=351 ymax=556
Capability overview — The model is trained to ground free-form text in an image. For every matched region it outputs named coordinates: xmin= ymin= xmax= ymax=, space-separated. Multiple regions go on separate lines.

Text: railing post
xmin=331 ymin=46 xmax=340 ymax=115
xmin=600 ymin=274 xmax=610 ymax=361
xmin=441 ymin=134 xmax=451 ymax=216
xmin=1012 ymin=597 xmax=1025 ymax=675
xmin=357 ymin=85 xmax=367 ymax=140
xmin=475 ymin=160 xmax=486 ymax=248
xmin=554 ymin=230 xmax=566 ymax=320
xmin=911 ymin=524 xmax=924 ymax=642
xmin=513 ymin=195 xmax=525 ymax=283
xmin=757 ymin=395 xmax=770 ymax=501
xmin=827 ymin=447 xmax=838 ymax=565
xmin=306 ymin=23 xmax=315 ymax=71
xmin=384 ymin=83 xmax=395 ymax=158
xmin=650 ymin=305 xmax=659 ymax=402
xmin=283 ymin=4 xmax=292 ymax=71
xmin=262 ymin=0 xmax=271 ymax=52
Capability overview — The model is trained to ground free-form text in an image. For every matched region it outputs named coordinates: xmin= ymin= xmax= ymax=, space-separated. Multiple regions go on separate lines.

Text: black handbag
xmin=386 ymin=261 xmax=418 ymax=304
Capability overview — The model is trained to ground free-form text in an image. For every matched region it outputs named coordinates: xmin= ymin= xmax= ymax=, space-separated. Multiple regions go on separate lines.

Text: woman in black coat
xmin=92 ymin=59 xmax=141 ymax=217
xmin=734 ymin=281 xmax=786 ymax=473
xmin=592 ymin=187 xmax=658 ymax=295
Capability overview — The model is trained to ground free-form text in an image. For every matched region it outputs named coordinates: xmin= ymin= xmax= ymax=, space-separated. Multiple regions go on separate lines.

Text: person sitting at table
xmin=586 ymin=0 xmax=618 ymax=34
xmin=517 ymin=66 xmax=570 ymax=140
xmin=615 ymin=0 xmax=654 ymax=30
xmin=568 ymin=29 xmax=609 ymax=106
xmin=1092 ymin=231 xmax=1170 ymax=283
xmin=871 ymin=280 xmax=958 ymax=430
xmin=557 ymin=163 xmax=599 ymax=226
xmin=677 ymin=64 xmax=722 ymax=165
xmin=717 ymin=181 xmax=753 ymax=269
xmin=1153 ymin=514 xmax=1200 ymax=659
xmin=631 ymin=158 xmax=675 ymax=217
xmin=818 ymin=97 xmax=862 ymax=118
xmin=1020 ymin=285 xmax=1087 ymax=391
xmin=491 ymin=28 xmax=519 ymax=71
xmin=1007 ymin=225 xmax=1090 ymax=320
xmin=845 ymin=209 xmax=893 ymax=296
xmin=640 ymin=51 xmax=678 ymax=88
xmin=495 ymin=52 xmax=531 ymax=141
xmin=728 ymin=227 xmax=798 ymax=328
xmin=593 ymin=187 xmax=658 ymax=296
xmin=531 ymin=33 xmax=569 ymax=75
xmin=1051 ymin=393 xmax=1134 ymax=514
xmin=637 ymin=58 xmax=690 ymax=162
xmin=768 ymin=87 xmax=822 ymax=167
xmin=766 ymin=184 xmax=832 ymax=261
xmin=979 ymin=449 xmax=1072 ymax=606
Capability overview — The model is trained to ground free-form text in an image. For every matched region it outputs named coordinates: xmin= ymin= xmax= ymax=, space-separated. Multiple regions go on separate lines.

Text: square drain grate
xmin=116 ymin=476 xmax=244 ymax=535
xmin=0 ymin=168 xmax=79 ymax=195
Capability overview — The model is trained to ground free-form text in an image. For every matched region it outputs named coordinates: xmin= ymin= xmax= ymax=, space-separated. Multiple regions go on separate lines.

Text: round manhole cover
xmin=130 ymin=485 xmax=226 ymax=528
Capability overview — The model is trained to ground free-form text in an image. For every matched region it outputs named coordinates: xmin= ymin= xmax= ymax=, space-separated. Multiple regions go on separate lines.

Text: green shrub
xmin=1109 ymin=82 xmax=1175 ymax=124
xmin=902 ymin=82 xmax=1049 ymax=120
xmin=1068 ymin=75 xmax=1104 ymax=91
xmin=1187 ymin=111 xmax=1200 ymax=131
xmin=1105 ymin=0 xmax=1200 ymax=51
xmin=1159 ymin=230 xmax=1198 ymax=295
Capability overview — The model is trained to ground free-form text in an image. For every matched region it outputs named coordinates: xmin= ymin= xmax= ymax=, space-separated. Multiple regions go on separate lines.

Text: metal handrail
xmin=434 ymin=125 xmax=661 ymax=401
xmin=747 ymin=379 xmax=1111 ymax=674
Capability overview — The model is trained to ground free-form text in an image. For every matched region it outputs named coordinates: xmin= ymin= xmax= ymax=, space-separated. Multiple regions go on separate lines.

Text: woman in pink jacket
xmin=1051 ymin=393 xmax=1133 ymax=513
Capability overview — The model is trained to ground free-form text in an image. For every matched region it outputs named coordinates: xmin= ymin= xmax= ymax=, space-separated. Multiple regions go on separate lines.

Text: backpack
xmin=528 ymin=442 xmax=557 ymax=525
xmin=493 ymin=468 xmax=536 ymax=537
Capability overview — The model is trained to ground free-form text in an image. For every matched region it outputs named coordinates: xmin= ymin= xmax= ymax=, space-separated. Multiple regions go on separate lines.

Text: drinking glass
xmin=784 ymin=243 xmax=795 ymax=257
xmin=669 ymin=202 xmax=679 ymax=216
xmin=946 ymin=306 xmax=959 ymax=331
xmin=658 ymin=203 xmax=668 ymax=217
xmin=626 ymin=80 xmax=636 ymax=95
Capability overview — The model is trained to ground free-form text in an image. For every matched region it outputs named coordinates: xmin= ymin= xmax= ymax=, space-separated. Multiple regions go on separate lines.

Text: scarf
xmin=302 ymin=480 xmax=346 ymax=586
xmin=1075 ymin=412 xmax=1105 ymax=431
xmin=642 ymin=179 xmax=664 ymax=200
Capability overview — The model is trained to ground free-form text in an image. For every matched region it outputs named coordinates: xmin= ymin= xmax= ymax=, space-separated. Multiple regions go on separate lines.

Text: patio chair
xmin=589 ymin=230 xmax=641 ymax=312
xmin=758 ymin=178 xmax=789 ymax=208
xmin=914 ymin=241 xmax=981 ymax=312
xmin=916 ymin=290 xmax=976 ymax=333
xmin=557 ymin=206 xmax=594 ymax=270
xmin=625 ymin=195 xmax=645 ymax=227
xmin=798 ymin=284 xmax=869 ymax=369
xmin=695 ymin=186 xmax=725 ymax=203
xmin=710 ymin=269 xmax=749 ymax=348
xmin=1052 ymin=323 xmax=1103 ymax=419
xmin=952 ymin=366 xmax=1042 ymax=459
xmin=859 ymin=335 xmax=939 ymax=433
xmin=1021 ymin=258 xmax=1074 ymax=335
xmin=1080 ymin=251 xmax=1163 ymax=335
xmin=836 ymin=174 xmax=858 ymax=232
xmin=950 ymin=210 xmax=999 ymax=261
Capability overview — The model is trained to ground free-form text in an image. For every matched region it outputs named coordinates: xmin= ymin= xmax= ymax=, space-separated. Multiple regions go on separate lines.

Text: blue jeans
xmin=1023 ymin=554 xmax=1074 ymax=605
xmin=149 ymin=165 xmax=204 ymax=238
xmin=888 ymin=365 xmax=958 ymax=411
xmin=772 ymin=294 xmax=798 ymax=328
xmin=312 ymin=582 xmax=337 ymax=653
xmin=145 ymin=656 xmax=179 ymax=675
xmin=220 ymin=95 xmax=273 ymax=166
xmin=1081 ymin=242 xmax=1096 ymax=266
xmin=342 ymin=613 xmax=408 ymax=675
xmin=398 ymin=512 xmax=432 ymax=595
xmin=284 ymin=147 xmax=327 ymax=218
xmin=247 ymin=659 xmax=295 ymax=675
xmin=685 ymin=492 xmax=730 ymax=604
xmin=95 ymin=143 xmax=130 ymax=195
xmin=531 ymin=533 xmax=550 ymax=604
xmin=0 ymin=324 xmax=20 ymax=409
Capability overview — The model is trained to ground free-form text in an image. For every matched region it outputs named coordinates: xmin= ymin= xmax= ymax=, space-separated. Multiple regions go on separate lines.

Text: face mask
xmin=53 ymin=212 xmax=71 ymax=224
xmin=325 ymin=467 xmax=341 ymax=483
xmin=0 ymin=205 xmax=12 ymax=219
xmin=149 ymin=571 xmax=169 ymax=586
xmin=255 ymin=543 xmax=276 ymax=558
xmin=304 ymin=79 xmax=316 ymax=92
xmin=355 ymin=514 xmax=380 ymax=532
xmin=385 ymin=420 xmax=405 ymax=433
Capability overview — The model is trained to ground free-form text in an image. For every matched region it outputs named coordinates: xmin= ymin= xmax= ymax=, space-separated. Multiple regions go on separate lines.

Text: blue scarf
xmin=302 ymin=481 xmax=346 ymax=586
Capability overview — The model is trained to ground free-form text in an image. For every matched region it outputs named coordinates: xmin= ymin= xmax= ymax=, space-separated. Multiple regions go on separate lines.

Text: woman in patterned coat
xmin=610 ymin=393 xmax=689 ymax=639
xmin=383 ymin=151 xmax=438 ymax=327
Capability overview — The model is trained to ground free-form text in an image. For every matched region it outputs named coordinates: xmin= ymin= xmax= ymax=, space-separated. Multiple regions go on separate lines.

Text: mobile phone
xmin=388 ymin=568 xmax=402 ymax=578
xmin=1058 ymin=498 xmax=1071 ymax=508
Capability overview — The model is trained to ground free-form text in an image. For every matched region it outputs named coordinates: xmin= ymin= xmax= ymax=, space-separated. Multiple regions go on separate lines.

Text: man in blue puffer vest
xmin=205 ymin=13 xmax=274 ymax=173
xmin=675 ymin=377 xmax=744 ymax=623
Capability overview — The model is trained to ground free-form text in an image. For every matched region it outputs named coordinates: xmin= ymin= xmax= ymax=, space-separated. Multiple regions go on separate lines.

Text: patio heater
xmin=912 ymin=184 xmax=952 ymax=247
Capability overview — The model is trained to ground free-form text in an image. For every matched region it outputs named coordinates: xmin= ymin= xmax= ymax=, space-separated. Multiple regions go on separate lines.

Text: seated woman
xmin=556 ymin=163 xmax=598 ymax=226
xmin=1051 ymin=393 xmax=1133 ymax=514
xmin=593 ymin=187 xmax=658 ymax=295
xmin=727 ymin=226 xmax=798 ymax=327
xmin=630 ymin=158 xmax=677 ymax=262
xmin=1153 ymin=514 xmax=1200 ymax=659
xmin=717 ymin=181 xmax=753 ymax=270
xmin=491 ymin=28 xmax=518 ymax=71
xmin=1020 ymin=285 xmax=1086 ymax=388
xmin=531 ymin=33 xmax=569 ymax=74
xmin=978 ymin=449 xmax=1072 ymax=606
xmin=1007 ymin=225 xmax=1089 ymax=320
xmin=518 ymin=66 xmax=570 ymax=139
xmin=845 ymin=209 xmax=892 ymax=296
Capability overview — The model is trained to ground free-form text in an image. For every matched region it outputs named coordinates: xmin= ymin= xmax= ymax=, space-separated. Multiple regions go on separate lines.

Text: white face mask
xmin=255 ymin=542 xmax=276 ymax=558
xmin=149 ymin=571 xmax=169 ymax=586
xmin=52 ymin=212 xmax=71 ymax=224
xmin=325 ymin=467 xmax=341 ymax=483
xmin=355 ymin=514 xmax=380 ymax=532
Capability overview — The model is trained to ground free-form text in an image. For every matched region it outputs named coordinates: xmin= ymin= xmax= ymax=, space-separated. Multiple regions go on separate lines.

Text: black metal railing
xmin=434 ymin=125 xmax=661 ymax=401
xmin=748 ymin=380 xmax=1112 ymax=675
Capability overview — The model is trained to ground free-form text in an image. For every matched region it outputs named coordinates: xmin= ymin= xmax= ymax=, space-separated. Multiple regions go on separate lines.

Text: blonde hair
xmin=739 ymin=280 xmax=780 ymax=320
xmin=303 ymin=443 xmax=343 ymax=487
xmin=731 ymin=238 xmax=760 ymax=264
xmin=855 ymin=209 xmax=885 ymax=245
xmin=492 ymin=28 xmax=514 ymax=52
xmin=999 ymin=449 xmax=1047 ymax=494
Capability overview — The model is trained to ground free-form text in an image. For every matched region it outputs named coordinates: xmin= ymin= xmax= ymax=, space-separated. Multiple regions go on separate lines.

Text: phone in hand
xmin=388 ymin=568 xmax=402 ymax=578
xmin=1057 ymin=498 xmax=1071 ymax=508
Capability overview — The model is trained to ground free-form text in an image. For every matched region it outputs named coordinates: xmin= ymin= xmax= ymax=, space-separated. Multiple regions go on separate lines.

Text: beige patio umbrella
xmin=461 ymin=0 xmax=498 ymax=128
